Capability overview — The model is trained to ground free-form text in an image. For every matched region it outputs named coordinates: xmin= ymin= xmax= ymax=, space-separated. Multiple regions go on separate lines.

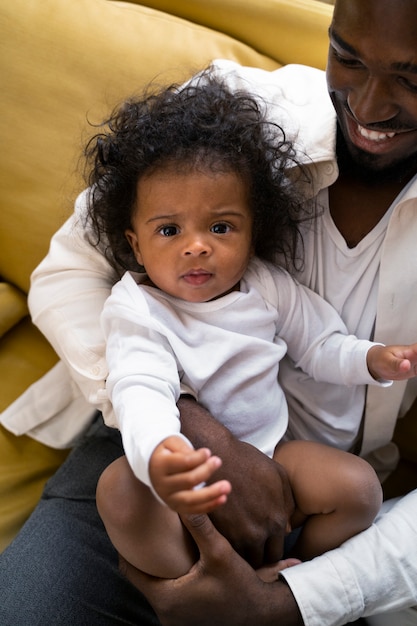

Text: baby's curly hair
xmin=85 ymin=68 xmax=311 ymax=273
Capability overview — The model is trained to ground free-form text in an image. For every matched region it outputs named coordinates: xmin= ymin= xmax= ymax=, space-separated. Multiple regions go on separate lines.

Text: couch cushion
xmin=0 ymin=424 xmax=69 ymax=552
xmin=0 ymin=283 xmax=28 ymax=339
xmin=0 ymin=318 xmax=59 ymax=412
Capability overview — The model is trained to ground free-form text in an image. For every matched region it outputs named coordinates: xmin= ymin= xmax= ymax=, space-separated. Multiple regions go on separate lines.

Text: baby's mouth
xmin=182 ymin=269 xmax=212 ymax=286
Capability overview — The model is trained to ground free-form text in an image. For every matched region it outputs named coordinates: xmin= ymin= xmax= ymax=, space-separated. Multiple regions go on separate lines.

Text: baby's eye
xmin=158 ymin=225 xmax=179 ymax=237
xmin=211 ymin=222 xmax=232 ymax=234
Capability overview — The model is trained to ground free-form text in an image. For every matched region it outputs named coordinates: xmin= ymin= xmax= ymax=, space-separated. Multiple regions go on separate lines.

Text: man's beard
xmin=336 ymin=123 xmax=417 ymax=185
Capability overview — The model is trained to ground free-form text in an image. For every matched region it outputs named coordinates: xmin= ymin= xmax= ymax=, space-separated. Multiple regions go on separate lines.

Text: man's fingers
xmin=119 ymin=555 xmax=160 ymax=599
xmin=119 ymin=516 xmax=222 ymax=603
xmin=263 ymin=533 xmax=285 ymax=565
xmin=180 ymin=513 xmax=226 ymax=560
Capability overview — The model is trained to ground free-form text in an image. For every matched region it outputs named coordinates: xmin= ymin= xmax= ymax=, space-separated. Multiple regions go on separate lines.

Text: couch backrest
xmin=131 ymin=0 xmax=333 ymax=69
xmin=0 ymin=0 xmax=331 ymax=295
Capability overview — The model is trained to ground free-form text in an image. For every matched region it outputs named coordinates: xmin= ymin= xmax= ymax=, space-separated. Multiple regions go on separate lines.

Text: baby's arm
xmin=367 ymin=343 xmax=417 ymax=381
xmin=149 ymin=435 xmax=231 ymax=514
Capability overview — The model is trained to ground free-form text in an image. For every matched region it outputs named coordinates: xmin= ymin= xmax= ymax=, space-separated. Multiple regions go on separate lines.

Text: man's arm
xmin=178 ymin=397 xmax=294 ymax=568
xmin=28 ymin=190 xmax=118 ymax=422
xmin=281 ymin=490 xmax=417 ymax=625
xmin=120 ymin=513 xmax=304 ymax=626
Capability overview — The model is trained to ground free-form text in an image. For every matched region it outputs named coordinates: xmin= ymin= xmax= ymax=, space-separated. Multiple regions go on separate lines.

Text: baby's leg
xmin=96 ymin=455 xmax=197 ymax=579
xmin=274 ymin=440 xmax=383 ymax=561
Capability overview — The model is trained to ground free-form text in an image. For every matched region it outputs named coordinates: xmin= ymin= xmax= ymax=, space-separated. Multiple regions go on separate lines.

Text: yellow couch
xmin=0 ymin=0 xmax=415 ymax=552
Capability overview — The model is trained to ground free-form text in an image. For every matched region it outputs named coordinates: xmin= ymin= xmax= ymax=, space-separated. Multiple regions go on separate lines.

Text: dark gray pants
xmin=0 ymin=414 xmax=159 ymax=625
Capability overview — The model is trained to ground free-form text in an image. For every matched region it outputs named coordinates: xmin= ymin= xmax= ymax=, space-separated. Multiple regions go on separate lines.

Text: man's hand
xmin=149 ymin=435 xmax=231 ymax=514
xmin=209 ymin=441 xmax=293 ymax=567
xmin=120 ymin=513 xmax=303 ymax=626
xmin=178 ymin=397 xmax=294 ymax=568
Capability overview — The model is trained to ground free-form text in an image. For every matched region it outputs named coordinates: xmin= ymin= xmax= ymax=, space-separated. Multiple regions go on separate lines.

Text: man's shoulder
xmin=211 ymin=59 xmax=325 ymax=87
xmin=210 ymin=60 xmax=327 ymax=108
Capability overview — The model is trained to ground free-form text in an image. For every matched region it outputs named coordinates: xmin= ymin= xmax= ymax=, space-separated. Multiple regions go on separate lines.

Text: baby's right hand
xmin=149 ymin=435 xmax=232 ymax=514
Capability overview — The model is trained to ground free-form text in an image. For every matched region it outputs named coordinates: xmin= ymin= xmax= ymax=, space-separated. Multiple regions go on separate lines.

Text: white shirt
xmin=281 ymin=489 xmax=417 ymax=625
xmin=101 ymin=259 xmax=378 ymax=494
xmin=280 ymin=188 xmax=396 ymax=451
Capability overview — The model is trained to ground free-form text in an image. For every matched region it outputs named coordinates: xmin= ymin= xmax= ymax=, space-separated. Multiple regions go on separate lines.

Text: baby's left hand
xmin=367 ymin=342 xmax=417 ymax=381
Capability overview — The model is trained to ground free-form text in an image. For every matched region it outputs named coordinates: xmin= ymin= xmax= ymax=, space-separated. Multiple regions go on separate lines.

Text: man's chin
xmin=337 ymin=126 xmax=417 ymax=184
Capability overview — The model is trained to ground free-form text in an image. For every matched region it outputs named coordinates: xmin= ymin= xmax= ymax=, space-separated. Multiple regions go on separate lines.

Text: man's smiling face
xmin=327 ymin=0 xmax=417 ymax=177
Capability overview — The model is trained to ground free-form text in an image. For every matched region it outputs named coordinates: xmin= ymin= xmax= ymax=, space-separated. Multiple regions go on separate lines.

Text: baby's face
xmin=125 ymin=166 xmax=254 ymax=303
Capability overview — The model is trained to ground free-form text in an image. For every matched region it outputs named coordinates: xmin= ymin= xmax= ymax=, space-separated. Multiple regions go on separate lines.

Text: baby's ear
xmin=125 ymin=229 xmax=143 ymax=266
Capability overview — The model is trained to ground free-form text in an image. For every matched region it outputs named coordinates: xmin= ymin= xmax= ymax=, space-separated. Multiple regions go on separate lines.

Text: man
xmin=119 ymin=1 xmax=417 ymax=622
xmin=0 ymin=0 xmax=416 ymax=624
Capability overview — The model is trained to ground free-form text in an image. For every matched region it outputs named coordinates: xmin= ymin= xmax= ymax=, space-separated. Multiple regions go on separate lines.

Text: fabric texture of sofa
xmin=0 ymin=0 xmax=416 ymax=552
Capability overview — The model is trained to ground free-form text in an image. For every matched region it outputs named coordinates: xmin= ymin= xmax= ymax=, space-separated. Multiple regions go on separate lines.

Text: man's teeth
xmin=358 ymin=125 xmax=396 ymax=141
